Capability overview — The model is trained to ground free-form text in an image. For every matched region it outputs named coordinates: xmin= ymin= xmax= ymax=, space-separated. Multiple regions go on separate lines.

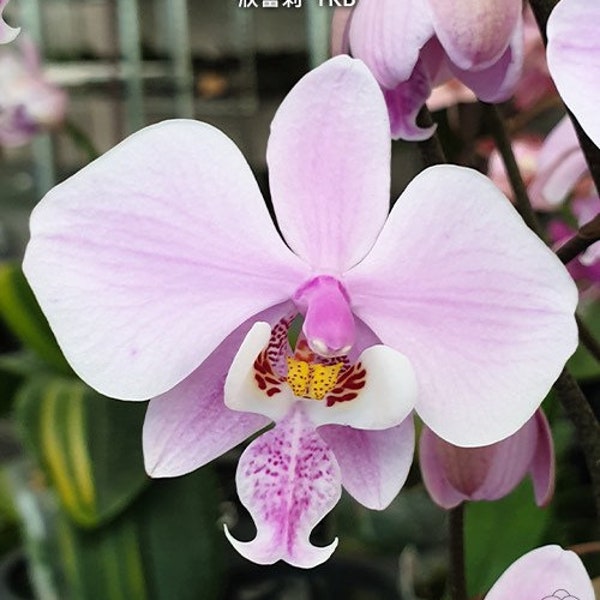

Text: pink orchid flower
xmin=484 ymin=545 xmax=594 ymax=600
xmin=547 ymin=0 xmax=600 ymax=149
xmin=528 ymin=116 xmax=594 ymax=212
xmin=420 ymin=410 xmax=554 ymax=509
xmin=0 ymin=0 xmax=19 ymax=44
xmin=24 ymin=57 xmax=577 ymax=566
xmin=331 ymin=0 xmax=523 ymax=140
xmin=530 ymin=115 xmax=600 ymax=282
xmin=0 ymin=36 xmax=67 ymax=147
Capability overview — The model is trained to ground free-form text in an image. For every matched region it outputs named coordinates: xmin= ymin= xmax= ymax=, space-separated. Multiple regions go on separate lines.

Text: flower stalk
xmin=481 ymin=103 xmax=541 ymax=236
xmin=448 ymin=505 xmax=467 ymax=600
xmin=416 ymin=106 xmax=447 ymax=166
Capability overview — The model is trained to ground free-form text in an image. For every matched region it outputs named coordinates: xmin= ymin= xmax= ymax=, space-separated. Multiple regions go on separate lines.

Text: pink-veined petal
xmin=0 ymin=0 xmax=19 ymax=44
xmin=450 ymin=14 xmax=524 ymax=103
xmin=485 ymin=546 xmax=594 ymax=600
xmin=330 ymin=7 xmax=353 ymax=56
xmin=348 ymin=0 xmax=434 ymax=89
xmin=529 ymin=116 xmax=588 ymax=209
xmin=531 ymin=410 xmax=555 ymax=506
xmin=224 ymin=405 xmax=341 ymax=568
xmin=532 ymin=151 xmax=588 ymax=209
xmin=547 ymin=0 xmax=600 ymax=148
xmin=428 ymin=0 xmax=520 ymax=71
xmin=346 ymin=165 xmax=578 ymax=446
xmin=420 ymin=411 xmax=552 ymax=509
xmin=537 ymin=116 xmax=580 ymax=174
xmin=143 ymin=304 xmax=292 ymax=478
xmin=318 ymin=416 xmax=414 ymax=510
xmin=267 ymin=56 xmax=390 ymax=273
xmin=23 ymin=120 xmax=309 ymax=401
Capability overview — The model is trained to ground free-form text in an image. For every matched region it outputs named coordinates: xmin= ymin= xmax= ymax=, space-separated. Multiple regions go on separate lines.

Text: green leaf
xmin=15 ymin=377 xmax=148 ymax=527
xmin=57 ymin=468 xmax=223 ymax=600
xmin=465 ymin=480 xmax=550 ymax=597
xmin=58 ymin=508 xmax=150 ymax=600
xmin=0 ymin=263 xmax=71 ymax=374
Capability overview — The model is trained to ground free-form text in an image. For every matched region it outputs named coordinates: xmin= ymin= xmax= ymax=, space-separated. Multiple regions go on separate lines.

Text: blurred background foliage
xmin=0 ymin=1 xmax=598 ymax=599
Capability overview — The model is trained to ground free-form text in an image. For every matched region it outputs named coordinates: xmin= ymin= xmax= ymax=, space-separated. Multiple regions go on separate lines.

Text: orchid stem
xmin=481 ymin=103 xmax=542 ymax=236
xmin=553 ymin=370 xmax=600 ymax=518
xmin=556 ymin=229 xmax=600 ymax=265
xmin=416 ymin=106 xmax=447 ymax=166
xmin=448 ymin=505 xmax=467 ymax=600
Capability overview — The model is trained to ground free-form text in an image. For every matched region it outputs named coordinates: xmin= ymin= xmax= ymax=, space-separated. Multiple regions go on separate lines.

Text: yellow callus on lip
xmin=286 ymin=358 xmax=343 ymax=401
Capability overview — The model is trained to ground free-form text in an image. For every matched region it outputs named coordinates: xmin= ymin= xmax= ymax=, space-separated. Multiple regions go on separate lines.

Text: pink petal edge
xmin=318 ymin=416 xmax=415 ymax=510
xmin=449 ymin=13 xmax=524 ymax=104
xmin=428 ymin=0 xmax=520 ymax=71
xmin=547 ymin=0 xmax=600 ymax=149
xmin=348 ymin=0 xmax=434 ymax=88
xmin=484 ymin=546 xmax=594 ymax=600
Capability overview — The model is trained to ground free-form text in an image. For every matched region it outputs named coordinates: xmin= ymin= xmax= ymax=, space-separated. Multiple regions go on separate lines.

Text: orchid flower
xmin=484 ymin=545 xmax=594 ymax=600
xmin=24 ymin=56 xmax=577 ymax=566
xmin=0 ymin=36 xmax=67 ymax=147
xmin=547 ymin=0 xmax=600 ymax=149
xmin=420 ymin=410 xmax=554 ymax=509
xmin=331 ymin=0 xmax=524 ymax=140
xmin=526 ymin=116 xmax=600 ymax=284
xmin=528 ymin=116 xmax=593 ymax=212
xmin=0 ymin=0 xmax=19 ymax=45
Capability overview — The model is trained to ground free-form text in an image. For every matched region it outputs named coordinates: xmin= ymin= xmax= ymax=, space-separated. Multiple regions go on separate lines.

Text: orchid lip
xmin=225 ymin=319 xmax=417 ymax=431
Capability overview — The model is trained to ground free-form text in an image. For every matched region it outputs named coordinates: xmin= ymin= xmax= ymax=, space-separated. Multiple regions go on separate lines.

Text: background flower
xmin=0 ymin=36 xmax=67 ymax=147
xmin=547 ymin=0 xmax=600 ymax=148
xmin=484 ymin=545 xmax=594 ymax=600
xmin=420 ymin=410 xmax=554 ymax=509
xmin=332 ymin=0 xmax=523 ymax=140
